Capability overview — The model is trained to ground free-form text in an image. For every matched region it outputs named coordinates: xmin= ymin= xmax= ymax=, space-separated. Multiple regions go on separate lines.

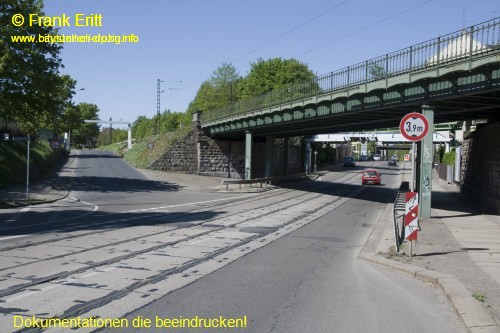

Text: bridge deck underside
xmin=203 ymin=63 xmax=500 ymax=139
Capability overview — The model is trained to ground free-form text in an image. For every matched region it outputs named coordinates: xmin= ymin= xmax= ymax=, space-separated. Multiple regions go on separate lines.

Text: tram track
xmin=2 ymin=170 xmax=365 ymax=332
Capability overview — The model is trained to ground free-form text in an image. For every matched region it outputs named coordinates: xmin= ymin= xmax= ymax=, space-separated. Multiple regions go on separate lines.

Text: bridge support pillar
xmin=305 ymin=140 xmax=311 ymax=174
xmin=265 ymin=136 xmax=273 ymax=177
xmin=245 ymin=131 xmax=252 ymax=180
xmin=419 ymin=105 xmax=434 ymax=219
xmin=283 ymin=137 xmax=289 ymax=176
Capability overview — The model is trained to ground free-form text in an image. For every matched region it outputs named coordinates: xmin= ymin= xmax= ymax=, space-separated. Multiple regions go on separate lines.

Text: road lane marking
xmin=124 ymin=193 xmax=261 ymax=213
xmin=0 ymin=235 xmax=28 ymax=241
xmin=4 ymin=284 xmax=59 ymax=303
xmin=188 ymin=236 xmax=215 ymax=245
xmin=0 ymin=200 xmax=99 ymax=231
xmin=4 ymin=207 xmax=31 ymax=224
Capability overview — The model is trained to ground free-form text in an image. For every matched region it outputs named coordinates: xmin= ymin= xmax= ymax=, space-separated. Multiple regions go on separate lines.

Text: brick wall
xmin=461 ymin=120 xmax=500 ymax=213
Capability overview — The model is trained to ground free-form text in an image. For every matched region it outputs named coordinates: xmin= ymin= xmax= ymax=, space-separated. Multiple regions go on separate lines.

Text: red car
xmin=362 ymin=169 xmax=381 ymax=185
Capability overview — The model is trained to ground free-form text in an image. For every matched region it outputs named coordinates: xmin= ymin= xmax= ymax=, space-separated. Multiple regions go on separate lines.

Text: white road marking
xmin=188 ymin=237 xmax=215 ymax=245
xmin=0 ymin=235 xmax=27 ymax=241
xmin=5 ymin=207 xmax=31 ymax=223
xmin=124 ymin=193 xmax=261 ymax=213
xmin=0 ymin=200 xmax=99 ymax=231
xmin=4 ymin=284 xmax=59 ymax=303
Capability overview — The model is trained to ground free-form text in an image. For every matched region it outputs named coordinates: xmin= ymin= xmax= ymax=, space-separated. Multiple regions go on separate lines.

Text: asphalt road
xmin=0 ymin=151 xmax=466 ymax=332
xmin=101 ymin=162 xmax=465 ymax=333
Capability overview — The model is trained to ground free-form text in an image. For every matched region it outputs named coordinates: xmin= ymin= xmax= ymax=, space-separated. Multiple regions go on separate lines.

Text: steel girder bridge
xmin=200 ymin=18 xmax=500 ymax=219
xmin=201 ymin=18 xmax=500 ymax=139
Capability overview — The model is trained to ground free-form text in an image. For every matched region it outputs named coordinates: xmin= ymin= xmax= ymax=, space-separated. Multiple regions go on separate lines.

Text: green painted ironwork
xmin=202 ymin=18 xmax=500 ymax=124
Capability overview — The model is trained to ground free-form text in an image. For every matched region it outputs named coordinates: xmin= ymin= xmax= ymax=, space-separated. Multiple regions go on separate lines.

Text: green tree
xmin=187 ymin=82 xmax=219 ymax=115
xmin=71 ymin=103 xmax=100 ymax=146
xmin=0 ymin=0 xmax=70 ymax=135
xmin=187 ymin=63 xmax=242 ymax=115
xmin=49 ymin=75 xmax=77 ymax=134
xmin=367 ymin=142 xmax=378 ymax=156
xmin=369 ymin=62 xmax=386 ymax=80
xmin=97 ymin=128 xmax=127 ymax=146
xmin=209 ymin=62 xmax=241 ymax=104
xmin=159 ymin=110 xmax=190 ymax=133
xmin=240 ymin=58 xmax=316 ymax=99
xmin=132 ymin=116 xmax=153 ymax=139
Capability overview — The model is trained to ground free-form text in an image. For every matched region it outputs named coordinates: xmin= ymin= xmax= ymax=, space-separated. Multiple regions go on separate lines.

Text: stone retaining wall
xmin=461 ymin=120 xmax=500 ymax=213
xmin=150 ymin=126 xmax=302 ymax=179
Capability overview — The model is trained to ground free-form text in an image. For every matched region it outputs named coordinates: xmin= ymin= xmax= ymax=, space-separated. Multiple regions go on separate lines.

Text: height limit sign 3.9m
xmin=399 ymin=112 xmax=430 ymax=142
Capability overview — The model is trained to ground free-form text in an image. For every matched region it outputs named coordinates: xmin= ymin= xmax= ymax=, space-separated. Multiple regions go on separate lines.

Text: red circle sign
xmin=399 ymin=113 xmax=429 ymax=141
xmin=50 ymin=141 xmax=60 ymax=149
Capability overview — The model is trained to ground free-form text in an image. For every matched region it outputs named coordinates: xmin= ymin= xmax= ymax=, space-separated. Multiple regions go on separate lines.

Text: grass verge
xmin=97 ymin=128 xmax=191 ymax=169
xmin=0 ymin=141 xmax=64 ymax=189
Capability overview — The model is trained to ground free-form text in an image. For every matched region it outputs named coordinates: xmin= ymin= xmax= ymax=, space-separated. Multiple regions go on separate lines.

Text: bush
xmin=442 ymin=151 xmax=455 ymax=166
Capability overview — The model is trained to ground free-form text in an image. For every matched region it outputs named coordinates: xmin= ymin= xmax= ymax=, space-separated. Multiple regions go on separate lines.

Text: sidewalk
xmin=361 ymin=176 xmax=500 ymax=332
xmin=0 ymin=153 xmax=76 ymax=208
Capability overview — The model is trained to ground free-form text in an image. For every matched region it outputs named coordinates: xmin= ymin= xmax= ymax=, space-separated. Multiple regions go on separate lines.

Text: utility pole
xmin=156 ymin=79 xmax=162 ymax=135
xmin=109 ymin=117 xmax=112 ymax=145
xmin=156 ymin=79 xmax=182 ymax=135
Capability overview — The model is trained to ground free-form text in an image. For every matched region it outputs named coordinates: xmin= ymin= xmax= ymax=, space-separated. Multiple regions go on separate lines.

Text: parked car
xmin=388 ymin=158 xmax=397 ymax=166
xmin=373 ymin=154 xmax=382 ymax=161
xmin=362 ymin=169 xmax=381 ymax=185
xmin=359 ymin=155 xmax=368 ymax=161
xmin=343 ymin=156 xmax=356 ymax=167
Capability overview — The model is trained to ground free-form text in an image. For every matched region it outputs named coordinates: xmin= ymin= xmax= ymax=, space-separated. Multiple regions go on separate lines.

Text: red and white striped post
xmin=405 ymin=192 xmax=419 ymax=256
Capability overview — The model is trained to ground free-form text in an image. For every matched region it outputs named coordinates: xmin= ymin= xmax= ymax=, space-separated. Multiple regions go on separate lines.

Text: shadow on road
xmin=55 ymin=175 xmax=183 ymax=193
xmin=0 ymin=209 xmax=223 ymax=238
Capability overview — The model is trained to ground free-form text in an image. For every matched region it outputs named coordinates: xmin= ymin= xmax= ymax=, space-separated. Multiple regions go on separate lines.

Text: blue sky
xmin=41 ymin=0 xmax=499 ymax=128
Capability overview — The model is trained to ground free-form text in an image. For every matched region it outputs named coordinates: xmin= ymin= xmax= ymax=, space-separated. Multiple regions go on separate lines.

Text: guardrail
xmin=203 ymin=17 xmax=500 ymax=123
xmin=393 ymin=181 xmax=409 ymax=252
xmin=222 ymin=173 xmax=310 ymax=191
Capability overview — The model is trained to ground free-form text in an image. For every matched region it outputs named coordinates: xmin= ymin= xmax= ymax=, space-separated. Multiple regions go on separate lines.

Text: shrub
xmin=442 ymin=151 xmax=456 ymax=166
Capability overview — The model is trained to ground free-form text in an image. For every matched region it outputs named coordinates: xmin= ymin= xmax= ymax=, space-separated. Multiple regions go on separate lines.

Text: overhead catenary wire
xmin=169 ymin=0 xmax=435 ymax=106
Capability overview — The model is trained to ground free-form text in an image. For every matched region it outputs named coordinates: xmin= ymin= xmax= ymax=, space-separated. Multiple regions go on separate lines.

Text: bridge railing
xmin=202 ymin=18 xmax=500 ymax=124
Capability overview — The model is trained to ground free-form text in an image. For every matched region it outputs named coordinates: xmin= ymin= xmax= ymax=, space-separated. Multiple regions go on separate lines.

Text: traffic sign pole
xmin=147 ymin=142 xmax=154 ymax=167
xmin=26 ymin=135 xmax=30 ymax=200
xmin=419 ymin=106 xmax=434 ymax=219
xmin=411 ymin=142 xmax=416 ymax=192
xmin=399 ymin=111 xmax=431 ymax=217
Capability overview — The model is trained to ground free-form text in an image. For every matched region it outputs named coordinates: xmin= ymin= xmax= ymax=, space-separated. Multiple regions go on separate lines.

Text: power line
xmin=296 ymin=0 xmax=434 ymax=58
xmin=229 ymin=0 xmax=351 ymax=64
xmin=167 ymin=0 xmax=352 ymax=97
xmin=169 ymin=0 xmax=434 ymax=109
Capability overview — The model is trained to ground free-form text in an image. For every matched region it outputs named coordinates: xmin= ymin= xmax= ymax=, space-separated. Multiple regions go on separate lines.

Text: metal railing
xmin=222 ymin=173 xmax=310 ymax=191
xmin=393 ymin=181 xmax=409 ymax=252
xmin=203 ymin=18 xmax=500 ymax=124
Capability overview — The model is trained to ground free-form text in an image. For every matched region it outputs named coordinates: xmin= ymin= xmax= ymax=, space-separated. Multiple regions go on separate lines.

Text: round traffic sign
xmin=50 ymin=141 xmax=60 ymax=149
xmin=147 ymin=142 xmax=154 ymax=150
xmin=399 ymin=113 xmax=429 ymax=141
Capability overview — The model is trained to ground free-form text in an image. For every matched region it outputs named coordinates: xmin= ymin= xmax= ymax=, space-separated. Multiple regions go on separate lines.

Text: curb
xmin=0 ymin=187 xmax=70 ymax=209
xmin=358 ymin=203 xmax=500 ymax=333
